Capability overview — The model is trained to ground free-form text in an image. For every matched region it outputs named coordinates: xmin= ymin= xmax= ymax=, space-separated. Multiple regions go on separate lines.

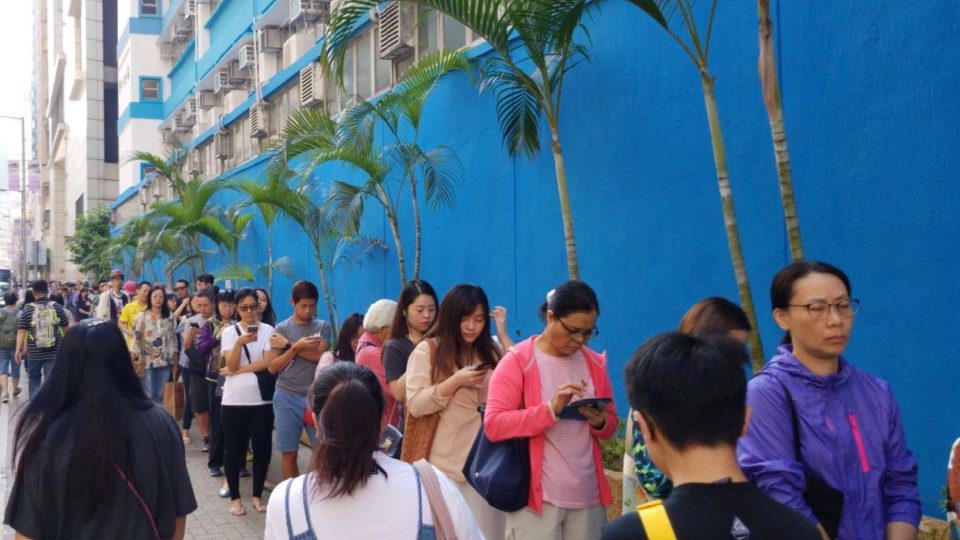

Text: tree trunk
xmin=314 ymin=251 xmax=339 ymax=338
xmin=410 ymin=174 xmax=421 ymax=281
xmin=376 ymin=185 xmax=406 ymax=287
xmin=266 ymin=228 xmax=274 ymax=300
xmin=700 ymin=71 xmax=766 ymax=371
xmin=758 ymin=0 xmax=804 ymax=261
xmin=193 ymin=236 xmax=205 ymax=274
xmin=550 ymin=124 xmax=580 ymax=280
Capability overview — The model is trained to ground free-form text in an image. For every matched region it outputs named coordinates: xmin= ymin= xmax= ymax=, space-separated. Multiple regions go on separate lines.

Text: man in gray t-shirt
xmin=265 ymin=281 xmax=330 ymax=480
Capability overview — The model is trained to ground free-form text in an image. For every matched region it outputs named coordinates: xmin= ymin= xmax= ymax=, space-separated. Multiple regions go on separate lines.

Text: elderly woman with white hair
xmin=356 ymin=298 xmax=399 ymax=430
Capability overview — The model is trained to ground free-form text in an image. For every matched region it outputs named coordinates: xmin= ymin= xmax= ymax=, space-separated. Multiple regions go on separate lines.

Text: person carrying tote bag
xmin=484 ymin=281 xmax=618 ymax=540
xmin=405 ymin=284 xmax=506 ymax=540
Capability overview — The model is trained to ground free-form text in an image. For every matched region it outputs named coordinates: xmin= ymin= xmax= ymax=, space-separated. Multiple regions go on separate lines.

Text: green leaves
xmin=65 ymin=206 xmax=116 ymax=278
xmin=624 ymin=0 xmax=668 ymax=29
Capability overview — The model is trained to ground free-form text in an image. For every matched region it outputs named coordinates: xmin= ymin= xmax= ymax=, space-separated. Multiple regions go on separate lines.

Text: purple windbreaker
xmin=737 ymin=346 xmax=920 ymax=539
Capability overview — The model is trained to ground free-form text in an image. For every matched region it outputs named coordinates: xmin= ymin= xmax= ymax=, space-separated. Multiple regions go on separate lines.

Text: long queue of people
xmin=0 ymin=260 xmax=926 ymax=539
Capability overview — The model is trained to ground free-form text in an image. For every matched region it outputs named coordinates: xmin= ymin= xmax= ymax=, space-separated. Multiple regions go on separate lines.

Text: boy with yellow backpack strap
xmin=601 ymin=333 xmax=819 ymax=540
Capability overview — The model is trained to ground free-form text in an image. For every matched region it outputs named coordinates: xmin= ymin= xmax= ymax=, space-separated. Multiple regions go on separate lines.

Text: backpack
xmin=0 ymin=310 xmax=17 ymax=349
xmin=31 ymin=302 xmax=61 ymax=349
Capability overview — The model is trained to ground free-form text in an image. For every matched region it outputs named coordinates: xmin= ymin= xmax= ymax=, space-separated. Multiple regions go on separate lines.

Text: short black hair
xmin=137 ymin=280 xmax=151 ymax=289
xmin=624 ymin=332 xmax=747 ymax=451
xmin=291 ymin=280 xmax=319 ymax=303
xmin=197 ymin=274 xmax=215 ymax=285
xmin=31 ymin=280 xmax=48 ymax=294
xmin=196 ymin=288 xmax=217 ymax=302
xmin=4 ymin=290 xmax=18 ymax=305
xmin=175 ymin=279 xmax=189 ymax=288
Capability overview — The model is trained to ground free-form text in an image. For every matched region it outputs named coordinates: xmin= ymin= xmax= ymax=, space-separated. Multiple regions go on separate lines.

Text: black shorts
xmin=188 ymin=371 xmax=209 ymax=413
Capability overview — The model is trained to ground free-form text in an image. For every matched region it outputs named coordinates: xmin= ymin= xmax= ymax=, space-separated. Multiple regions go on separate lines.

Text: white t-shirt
xmin=264 ymin=453 xmax=485 ymax=540
xmin=220 ymin=321 xmax=273 ymax=406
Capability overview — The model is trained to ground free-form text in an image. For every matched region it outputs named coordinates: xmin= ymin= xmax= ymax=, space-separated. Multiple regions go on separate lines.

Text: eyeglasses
xmin=237 ymin=304 xmax=258 ymax=312
xmin=557 ymin=318 xmax=599 ymax=341
xmin=174 ymin=285 xmax=187 ymax=291
xmin=788 ymin=299 xmax=860 ymax=320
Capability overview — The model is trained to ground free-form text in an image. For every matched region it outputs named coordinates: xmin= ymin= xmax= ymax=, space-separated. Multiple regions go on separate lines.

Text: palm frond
xmin=328 ymin=181 xmax=367 ymax=236
xmin=212 ymin=264 xmax=256 ymax=283
xmin=479 ymin=57 xmax=544 ymax=158
xmin=391 ymin=48 xmax=473 ymax=130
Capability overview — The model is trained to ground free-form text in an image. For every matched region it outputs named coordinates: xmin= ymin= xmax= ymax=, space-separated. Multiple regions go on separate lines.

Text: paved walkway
xmin=0 ymin=386 xmax=311 ymax=540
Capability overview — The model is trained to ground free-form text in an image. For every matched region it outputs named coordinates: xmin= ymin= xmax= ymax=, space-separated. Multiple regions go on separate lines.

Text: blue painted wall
xmin=145 ymin=0 xmax=959 ymax=515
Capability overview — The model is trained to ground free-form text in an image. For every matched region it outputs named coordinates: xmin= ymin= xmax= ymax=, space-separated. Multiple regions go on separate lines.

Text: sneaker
xmin=238 ymin=467 xmax=251 ymax=478
xmin=209 ymin=467 xmax=223 ymax=477
xmin=12 ymin=387 xmax=20 ymax=398
xmin=218 ymin=487 xmax=230 ymax=498
xmin=1 ymin=393 xmax=7 ymax=404
xmin=202 ymin=443 xmax=210 ymax=453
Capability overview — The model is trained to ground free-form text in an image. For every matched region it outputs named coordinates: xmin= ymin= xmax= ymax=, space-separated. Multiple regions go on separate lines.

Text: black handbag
xmin=234 ymin=324 xmax=276 ymax=401
xmin=758 ymin=373 xmax=844 ymax=538
xmin=462 ymin=406 xmax=530 ymax=512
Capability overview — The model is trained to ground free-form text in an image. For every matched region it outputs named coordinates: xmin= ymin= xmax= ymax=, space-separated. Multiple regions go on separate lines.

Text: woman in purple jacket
xmin=737 ymin=261 xmax=920 ymax=540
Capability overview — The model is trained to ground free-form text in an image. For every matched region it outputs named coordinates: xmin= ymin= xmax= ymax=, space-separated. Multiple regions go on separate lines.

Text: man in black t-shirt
xmin=602 ymin=333 xmax=819 ymax=540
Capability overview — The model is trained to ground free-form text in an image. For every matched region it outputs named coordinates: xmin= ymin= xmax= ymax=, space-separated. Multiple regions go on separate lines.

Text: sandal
xmin=182 ymin=434 xmax=191 ymax=445
xmin=229 ymin=502 xmax=246 ymax=516
xmin=251 ymin=497 xmax=267 ymax=513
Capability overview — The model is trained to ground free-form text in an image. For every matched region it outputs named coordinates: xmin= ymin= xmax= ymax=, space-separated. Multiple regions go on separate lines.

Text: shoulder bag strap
xmin=114 ymin=463 xmax=162 ymax=540
xmin=754 ymin=372 xmax=802 ymax=461
xmin=412 ymin=460 xmax=456 ymax=540
xmin=233 ymin=324 xmax=251 ymax=364
xmin=637 ymin=500 xmax=677 ymax=540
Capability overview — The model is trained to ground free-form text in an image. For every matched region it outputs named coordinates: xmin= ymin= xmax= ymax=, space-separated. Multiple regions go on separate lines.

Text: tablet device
xmin=559 ymin=398 xmax=611 ymax=420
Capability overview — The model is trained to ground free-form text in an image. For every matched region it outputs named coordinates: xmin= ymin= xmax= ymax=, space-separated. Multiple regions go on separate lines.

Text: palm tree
xmin=629 ymin=0 xmax=765 ymax=369
xmin=337 ymin=49 xmax=468 ymax=279
xmin=326 ymin=0 xmax=593 ymax=280
xmin=145 ymin=176 xmax=235 ymax=277
xmin=211 ymin=204 xmax=255 ymax=287
xmin=238 ymin=165 xmax=342 ymax=332
xmin=230 ymin=178 xmax=282 ymax=298
xmin=758 ymin=0 xmax=803 ymax=260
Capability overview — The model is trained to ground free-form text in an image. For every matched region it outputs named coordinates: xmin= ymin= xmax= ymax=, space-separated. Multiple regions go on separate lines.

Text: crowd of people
xmin=0 ymin=260 xmax=931 ymax=539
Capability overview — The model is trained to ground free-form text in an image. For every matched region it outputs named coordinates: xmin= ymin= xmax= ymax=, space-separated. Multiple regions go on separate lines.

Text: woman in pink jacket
xmin=485 ymin=280 xmax=618 ymax=539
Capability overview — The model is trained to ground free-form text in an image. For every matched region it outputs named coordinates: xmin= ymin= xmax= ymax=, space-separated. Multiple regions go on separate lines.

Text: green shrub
xmin=600 ymin=418 xmax=628 ymax=471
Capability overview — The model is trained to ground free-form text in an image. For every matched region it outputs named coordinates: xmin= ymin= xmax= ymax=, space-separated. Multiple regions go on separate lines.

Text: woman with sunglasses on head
xmin=485 ymin=280 xmax=618 ymax=540
xmin=218 ymin=288 xmax=274 ymax=516
xmin=738 ymin=261 xmax=920 ymax=540
xmin=405 ymin=284 xmax=505 ymax=540
xmin=3 ymin=320 xmax=197 ymax=539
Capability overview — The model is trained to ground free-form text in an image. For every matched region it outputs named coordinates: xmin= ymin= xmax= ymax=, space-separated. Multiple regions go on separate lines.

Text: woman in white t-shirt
xmin=265 ymin=361 xmax=484 ymax=540
xmin=219 ymin=288 xmax=274 ymax=517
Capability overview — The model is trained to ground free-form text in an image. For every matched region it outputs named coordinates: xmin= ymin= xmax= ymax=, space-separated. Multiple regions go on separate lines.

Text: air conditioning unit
xmin=138 ymin=189 xmax=148 ymax=207
xmin=173 ymin=112 xmax=190 ymax=133
xmin=249 ymin=102 xmax=268 ymax=139
xmin=185 ymin=151 xmax=200 ymax=175
xmin=378 ymin=1 xmax=416 ymax=60
xmin=214 ymin=131 xmax=230 ymax=159
xmin=196 ymin=90 xmax=217 ymax=109
xmin=159 ymin=42 xmax=177 ymax=59
xmin=290 ymin=0 xmax=331 ymax=25
xmin=258 ymin=27 xmax=283 ymax=54
xmin=299 ymin=62 xmax=325 ymax=108
xmin=161 ymin=129 xmax=178 ymax=144
xmin=182 ymin=98 xmax=198 ymax=124
xmin=213 ymin=70 xmax=233 ymax=94
xmin=238 ymin=44 xmax=257 ymax=71
xmin=183 ymin=0 xmax=196 ymax=20
xmin=227 ymin=61 xmax=248 ymax=85
xmin=172 ymin=24 xmax=191 ymax=43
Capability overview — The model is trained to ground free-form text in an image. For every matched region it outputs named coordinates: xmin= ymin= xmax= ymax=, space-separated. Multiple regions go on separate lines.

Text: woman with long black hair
xmin=3 ymin=319 xmax=197 ymax=538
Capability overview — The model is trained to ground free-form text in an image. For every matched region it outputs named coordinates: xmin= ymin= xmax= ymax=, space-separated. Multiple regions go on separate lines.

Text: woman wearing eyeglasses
xmin=218 ymin=288 xmax=275 ymax=517
xmin=738 ymin=261 xmax=920 ymax=540
xmin=485 ymin=280 xmax=618 ymax=539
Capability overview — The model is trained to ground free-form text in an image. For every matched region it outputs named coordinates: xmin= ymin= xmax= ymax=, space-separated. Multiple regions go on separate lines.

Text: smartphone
xmin=246 ymin=324 xmax=258 ymax=334
xmin=471 ymin=363 xmax=491 ymax=371
xmin=189 ymin=321 xmax=200 ymax=328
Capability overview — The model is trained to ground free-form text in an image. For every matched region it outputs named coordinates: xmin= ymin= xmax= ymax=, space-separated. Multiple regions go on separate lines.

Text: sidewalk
xmin=0 ymin=388 xmax=311 ymax=540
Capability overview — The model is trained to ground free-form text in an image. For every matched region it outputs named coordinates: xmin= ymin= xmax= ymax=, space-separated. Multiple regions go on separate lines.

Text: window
xmin=140 ymin=78 xmax=161 ymax=101
xmin=417 ymin=6 xmax=439 ymax=59
xmin=356 ymin=31 xmax=372 ymax=99
xmin=75 ymin=196 xmax=84 ymax=218
xmin=139 ymin=0 xmax=158 ymax=16
xmin=374 ymin=29 xmax=392 ymax=94
xmin=443 ymin=15 xmax=467 ymax=50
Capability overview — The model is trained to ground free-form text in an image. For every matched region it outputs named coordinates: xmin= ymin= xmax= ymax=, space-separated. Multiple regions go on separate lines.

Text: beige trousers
xmin=505 ymin=503 xmax=607 ymax=540
xmin=453 ymin=479 xmax=507 ymax=540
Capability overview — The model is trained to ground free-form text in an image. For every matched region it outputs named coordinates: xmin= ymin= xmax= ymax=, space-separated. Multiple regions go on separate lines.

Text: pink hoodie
xmin=484 ymin=336 xmax=618 ymax=514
